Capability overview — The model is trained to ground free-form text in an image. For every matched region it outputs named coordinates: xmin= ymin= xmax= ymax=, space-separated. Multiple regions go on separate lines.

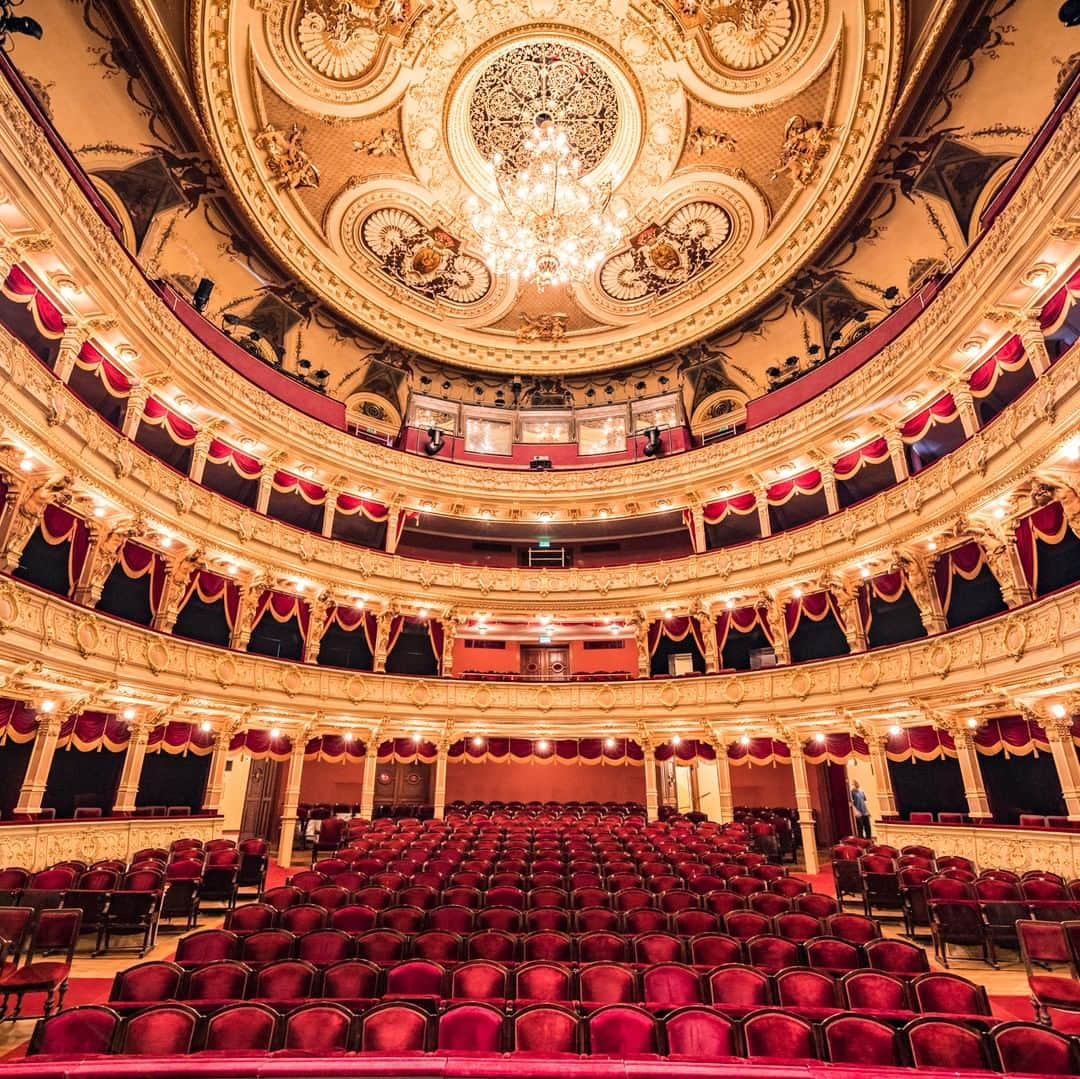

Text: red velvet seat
xmin=27 ymin=1004 xmax=120 ymax=1057
xmin=841 ymin=968 xmax=910 ymax=1011
xmin=642 ymin=962 xmax=702 ymax=1007
xmin=904 ymin=1016 xmax=991 ymax=1069
xmin=775 ymin=966 xmax=839 ymax=1009
xmin=450 ymin=959 xmax=508 ymax=1003
xmin=259 ymin=886 xmax=303 ymax=911
xmin=468 ymin=929 xmax=516 ymax=962
xmin=773 ymin=878 xmax=814 ymax=899
xmin=109 ymin=960 xmax=183 ymax=1002
xmin=354 ymin=928 xmax=406 ymax=961
xmin=427 ymin=904 xmax=474 ymax=933
xmin=240 ymin=928 xmax=295 ymax=965
xmin=742 ymin=1009 xmax=819 ymax=1061
xmin=576 ymin=906 xmax=620 ymax=932
xmin=633 ymin=930 xmax=682 ymax=964
xmin=774 ymin=912 xmax=823 ymax=941
xmin=912 ymin=971 xmax=991 ymax=1016
xmin=437 ymin=1001 xmax=505 ymax=1053
xmin=688 ymin=932 xmax=741 ymax=966
xmin=329 ymin=904 xmax=377 ymax=935
xmin=293 ymin=927 xmax=348 ymax=965
xmin=579 ymin=961 xmax=637 ymax=1005
xmin=525 ymin=907 xmax=570 ymax=932
xmin=706 ymin=964 xmax=770 ymax=1007
xmin=378 ymin=905 xmax=425 ymax=933
xmin=723 ymin=910 xmax=770 ymax=940
xmin=748 ymin=892 xmax=791 ymax=917
xmin=515 ymin=960 xmax=574 ymax=1003
xmin=864 ymin=937 xmax=930 ymax=974
xmin=804 ymin=935 xmax=860 ymax=973
xmin=358 ymin=1001 xmax=430 ymax=1053
xmin=990 ymin=1020 xmax=1080 ymax=1074
xmin=0 ymin=909 xmax=81 ymax=1020
xmin=745 ymin=934 xmax=799 ymax=973
xmin=413 ymin=929 xmax=463 ymax=962
xmin=120 ymin=1003 xmax=200 ymax=1054
xmin=279 ymin=903 xmax=327 ymax=935
xmin=826 ymin=912 xmax=880 ymax=943
xmin=476 ymin=905 xmax=522 ymax=932
xmin=225 ymin=903 xmax=276 ymax=935
xmin=728 ymin=875 xmax=767 ymax=897
xmin=821 ymin=1013 xmax=898 ymax=1066
xmin=322 ymin=958 xmax=380 ymax=1000
xmin=352 ymin=885 xmax=394 ymax=910
xmin=398 ymin=885 xmax=436 ymax=910
xmin=307 ymin=885 xmax=350 ymax=910
xmin=512 ymin=1002 xmax=579 ymax=1056
xmin=280 ymin=1001 xmax=353 ymax=1054
xmin=185 ymin=960 xmax=250 ymax=1002
xmin=252 ymin=958 xmax=316 ymax=1001
xmin=588 ymin=1004 xmax=660 ymax=1057
xmin=523 ymin=929 xmax=572 ymax=962
xmin=664 ymin=1005 xmax=738 ymax=1060
xmin=202 ymin=1001 xmax=277 ymax=1052
xmin=385 ymin=958 xmax=445 ymax=1000
xmin=529 ymin=886 xmax=569 ymax=909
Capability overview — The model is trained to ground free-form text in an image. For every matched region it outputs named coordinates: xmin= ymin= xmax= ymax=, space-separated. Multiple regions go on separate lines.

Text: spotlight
xmin=642 ymin=426 xmax=662 ymax=457
xmin=269 ymin=727 xmax=281 ymax=739
xmin=200 ymin=720 xmax=212 ymax=733
xmin=605 ymin=737 xmax=617 ymax=749
xmin=192 ymin=277 xmax=215 ymax=313
xmin=0 ymin=8 xmax=43 ymax=41
xmin=1061 ymin=0 xmax=1080 ymax=26
xmin=889 ymin=724 xmax=902 ymax=736
xmin=121 ymin=707 xmax=136 ymax=721
xmin=424 ymin=428 xmax=444 ymax=456
xmin=472 ymin=736 xmax=484 ymax=748
xmin=536 ymin=739 xmax=550 ymax=753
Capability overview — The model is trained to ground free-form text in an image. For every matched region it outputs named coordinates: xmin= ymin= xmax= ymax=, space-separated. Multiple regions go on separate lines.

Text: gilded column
xmin=359 ymin=739 xmax=380 ymax=820
xmin=321 ymin=487 xmax=339 ymax=539
xmin=714 ymin=743 xmax=734 ymax=824
xmin=73 ymin=523 xmax=128 ymax=607
xmin=901 ymin=553 xmax=948 ymax=635
xmin=643 ymin=743 xmax=659 ymax=821
xmin=52 ymin=317 xmax=86 ymax=384
xmin=201 ymin=727 xmax=231 ymax=816
xmin=634 ymin=617 xmax=651 ymax=678
xmin=0 ymin=477 xmax=64 ymax=573
xmin=884 ymin=431 xmax=909 ymax=484
xmin=865 ymin=731 xmax=898 ymax=819
xmin=112 ymin=718 xmax=154 ymax=815
xmin=384 ymin=500 xmax=404 ymax=554
xmin=951 ymin=727 xmax=992 ymax=820
xmin=229 ymin=577 xmax=266 ymax=652
xmin=373 ymin=610 xmax=394 ymax=673
xmin=255 ymin=468 xmax=274 ymax=515
xmin=14 ymin=709 xmax=64 ymax=815
xmin=836 ymin=584 xmax=868 ymax=653
xmin=982 ymin=533 xmax=1033 ymax=608
xmin=189 ymin=429 xmax=213 ymax=486
xmin=1044 ymin=717 xmax=1080 ymax=820
xmin=1018 ymin=317 xmax=1051 ymax=376
xmin=441 ymin=616 xmax=458 ymax=678
xmin=951 ymin=383 xmax=980 ymax=438
xmin=121 ymin=384 xmax=151 ymax=439
xmin=277 ymin=735 xmax=308 ymax=868
xmin=695 ymin=604 xmax=719 ymax=674
xmin=303 ymin=591 xmax=335 ymax=665
xmin=152 ymin=550 xmax=200 ymax=634
xmin=764 ymin=596 xmax=791 ymax=666
xmin=433 ymin=739 xmax=449 ymax=819
xmin=820 ymin=464 xmax=840 ymax=516
xmin=689 ymin=503 xmax=706 ymax=554
xmin=755 ymin=486 xmax=772 ymax=538
xmin=788 ymin=743 xmax=819 ymax=874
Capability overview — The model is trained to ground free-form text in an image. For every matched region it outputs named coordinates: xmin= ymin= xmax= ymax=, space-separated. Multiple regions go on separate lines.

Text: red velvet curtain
xmin=272 ymin=471 xmax=326 ymax=505
xmin=900 ymin=393 xmax=958 ymax=443
xmin=378 ymin=737 xmax=439 ymax=764
xmin=715 ymin=605 xmax=771 ymax=652
xmin=932 ymin=541 xmax=986 ymax=614
xmin=305 ymin=734 xmax=367 ymax=763
xmin=57 ymin=711 xmax=130 ymax=753
xmin=40 ymin=504 xmax=89 ymax=594
xmin=885 ymin=725 xmax=957 ymax=762
xmin=969 ymin=335 xmax=1027 ymax=398
xmin=1015 ymin=501 xmax=1067 ymax=594
xmin=74 ymin=342 xmax=131 ymax=396
xmin=765 ymin=469 xmax=823 ymax=505
xmin=2 ymin=264 xmax=66 ymax=336
xmin=862 ymin=571 xmax=906 ymax=634
xmin=0 ymin=699 xmax=38 ymax=745
xmin=207 ymin=439 xmax=262 ymax=478
xmin=728 ymin=738 xmax=791 ymax=767
xmin=447 ymin=738 xmax=644 ymax=766
xmin=228 ymin=729 xmax=293 ymax=761
xmin=428 ymin=619 xmax=444 ymax=670
xmin=182 ymin=570 xmax=241 ymax=628
xmin=702 ymin=492 xmax=757 ymax=523
xmin=253 ymin=591 xmax=311 ymax=642
xmin=1040 ymin=267 xmax=1080 ymax=333
xmin=785 ymin=591 xmax=843 ymax=637
xmin=146 ymin=721 xmax=215 ymax=756
xmin=336 ymin=494 xmax=390 ymax=521
xmin=654 ymin=739 xmax=716 ymax=763
xmin=803 ymin=733 xmax=869 ymax=765
xmin=833 ymin=437 xmax=890 ymax=481
xmin=974 ymin=715 xmax=1049 ymax=758
xmin=117 ymin=541 xmax=166 ymax=613
xmin=142 ymin=398 xmax=198 ymax=445
xmin=648 ymin=616 xmax=706 ymax=656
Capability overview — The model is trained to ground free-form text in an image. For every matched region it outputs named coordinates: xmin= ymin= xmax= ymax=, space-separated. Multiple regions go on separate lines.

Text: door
xmin=520 ymin=645 xmax=571 ymax=680
xmin=239 ymin=757 xmax=284 ymax=842
xmin=374 ymin=761 xmax=433 ymax=811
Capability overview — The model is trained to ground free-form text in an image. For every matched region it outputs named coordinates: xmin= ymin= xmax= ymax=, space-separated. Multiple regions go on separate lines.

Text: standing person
xmin=850 ymin=780 xmax=871 ymax=839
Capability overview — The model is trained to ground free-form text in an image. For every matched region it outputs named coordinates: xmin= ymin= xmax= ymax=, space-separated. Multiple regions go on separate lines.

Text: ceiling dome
xmin=191 ymin=0 xmax=901 ymax=372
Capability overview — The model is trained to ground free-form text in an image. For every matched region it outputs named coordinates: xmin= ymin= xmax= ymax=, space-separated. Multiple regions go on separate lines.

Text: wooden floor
xmin=0 ymin=855 xmax=1039 ymax=1060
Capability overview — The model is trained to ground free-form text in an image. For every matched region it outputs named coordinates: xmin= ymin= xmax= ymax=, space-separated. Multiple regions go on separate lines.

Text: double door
xmin=521 ymin=645 xmax=570 ymax=680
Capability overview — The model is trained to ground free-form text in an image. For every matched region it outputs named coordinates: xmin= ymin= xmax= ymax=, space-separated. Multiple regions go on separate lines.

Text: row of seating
xmin=27 ymin=1000 xmax=1076 ymax=1072
xmin=169 ymin=926 xmax=927 ymax=973
xmin=107 ymin=957 xmax=976 ymax=1015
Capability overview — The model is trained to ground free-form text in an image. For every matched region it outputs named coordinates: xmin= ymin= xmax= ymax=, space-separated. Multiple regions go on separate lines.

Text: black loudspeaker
xmin=643 ymin=426 xmax=662 ymax=457
xmin=424 ymin=428 xmax=444 ymax=456
xmin=1061 ymin=0 xmax=1080 ymax=25
xmin=0 ymin=14 xmax=43 ymax=38
xmin=192 ymin=277 xmax=215 ymax=313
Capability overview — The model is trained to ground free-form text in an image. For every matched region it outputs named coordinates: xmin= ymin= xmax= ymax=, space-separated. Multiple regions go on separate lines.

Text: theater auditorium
xmin=0 ymin=0 xmax=1076 ymax=1074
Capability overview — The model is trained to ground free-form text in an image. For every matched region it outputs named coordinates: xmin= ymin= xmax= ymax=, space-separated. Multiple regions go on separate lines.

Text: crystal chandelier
xmin=467 ymin=120 xmax=626 ymax=291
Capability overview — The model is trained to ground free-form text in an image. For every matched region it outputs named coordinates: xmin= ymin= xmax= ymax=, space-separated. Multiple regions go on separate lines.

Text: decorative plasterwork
xmin=0 ymin=575 xmax=1075 ymax=733
xmin=190 ymin=0 xmax=902 ymax=370
xmin=0 ymin=69 xmax=1076 ymax=515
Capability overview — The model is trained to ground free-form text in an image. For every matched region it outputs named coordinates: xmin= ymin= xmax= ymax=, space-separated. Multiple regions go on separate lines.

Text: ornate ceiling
xmin=190 ymin=0 xmax=902 ymax=372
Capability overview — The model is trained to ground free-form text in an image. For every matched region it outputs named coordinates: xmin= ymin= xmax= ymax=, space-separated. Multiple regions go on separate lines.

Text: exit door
xmin=520 ymin=645 xmax=570 ymax=680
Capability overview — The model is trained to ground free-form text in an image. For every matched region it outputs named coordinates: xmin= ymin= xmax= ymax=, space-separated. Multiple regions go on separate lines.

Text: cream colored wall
xmin=219 ymin=753 xmax=251 ymax=837
xmin=675 ymin=765 xmax=694 ymax=813
xmin=845 ymin=755 xmax=880 ymax=832
xmin=299 ymin=758 xmax=366 ymax=805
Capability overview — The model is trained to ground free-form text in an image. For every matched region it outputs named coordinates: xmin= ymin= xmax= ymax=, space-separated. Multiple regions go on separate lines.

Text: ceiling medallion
xmin=294 ymin=0 xmax=421 ymax=82
xmin=671 ymin=0 xmax=795 ymax=69
xmin=468 ymin=42 xmax=620 ymax=175
xmin=467 ymin=120 xmax=627 ymax=290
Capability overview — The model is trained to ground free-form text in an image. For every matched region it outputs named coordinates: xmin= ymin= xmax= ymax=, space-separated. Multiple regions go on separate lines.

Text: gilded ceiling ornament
xmin=599 ymin=202 xmax=732 ymax=302
xmin=771 ymin=114 xmax=834 ymax=185
xmin=253 ymin=123 xmax=321 ymax=189
xmin=353 ymin=128 xmax=403 ymax=156
xmin=688 ymin=125 xmax=738 ymax=154
xmin=517 ymin=312 xmax=568 ymax=343
xmin=468 ymin=42 xmax=620 ymax=175
xmin=671 ymin=0 xmax=794 ymax=69
xmin=296 ymin=0 xmax=414 ymax=80
xmin=360 ymin=209 xmax=492 ymax=304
